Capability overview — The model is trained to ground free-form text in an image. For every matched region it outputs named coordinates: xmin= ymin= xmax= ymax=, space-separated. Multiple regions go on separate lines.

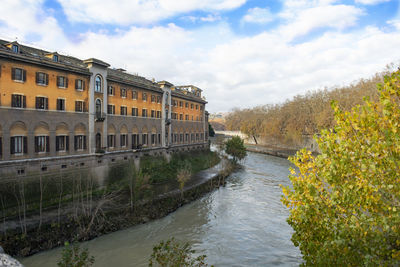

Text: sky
xmin=1 ymin=0 xmax=400 ymax=113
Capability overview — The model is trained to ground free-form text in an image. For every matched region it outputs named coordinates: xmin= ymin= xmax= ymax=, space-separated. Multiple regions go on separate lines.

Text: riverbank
xmin=1 ymin=154 xmax=235 ymax=257
xmin=245 ymin=144 xmax=297 ymax=158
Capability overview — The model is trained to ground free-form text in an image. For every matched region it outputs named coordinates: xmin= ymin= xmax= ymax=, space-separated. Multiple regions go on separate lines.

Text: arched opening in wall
xmin=96 ymin=99 xmax=102 ymax=115
xmin=56 ymin=123 xmax=69 ymax=152
xmin=132 ymin=125 xmax=139 ymax=149
xmin=151 ymin=126 xmax=157 ymax=147
xmin=107 ymin=124 xmax=116 ymax=149
xmin=142 ymin=126 xmax=148 ymax=147
xmin=120 ymin=124 xmax=128 ymax=149
xmin=74 ymin=123 xmax=87 ymax=151
xmin=179 ymin=127 xmax=184 ymax=144
xmin=34 ymin=122 xmax=50 ymax=154
xmin=95 ymin=75 xmax=103 ymax=93
xmin=185 ymin=128 xmax=190 ymax=144
xmin=96 ymin=133 xmax=101 ymax=151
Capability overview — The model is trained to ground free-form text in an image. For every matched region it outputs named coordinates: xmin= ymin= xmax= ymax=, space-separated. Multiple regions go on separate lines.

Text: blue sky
xmin=1 ymin=0 xmax=400 ymax=112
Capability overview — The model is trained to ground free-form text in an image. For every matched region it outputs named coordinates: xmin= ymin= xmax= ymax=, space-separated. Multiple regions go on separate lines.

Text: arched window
xmin=95 ymin=75 xmax=102 ymax=92
xmin=96 ymin=99 xmax=102 ymax=114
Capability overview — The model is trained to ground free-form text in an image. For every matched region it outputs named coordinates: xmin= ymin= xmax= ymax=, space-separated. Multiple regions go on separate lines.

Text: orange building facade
xmin=0 ymin=40 xmax=208 ymax=175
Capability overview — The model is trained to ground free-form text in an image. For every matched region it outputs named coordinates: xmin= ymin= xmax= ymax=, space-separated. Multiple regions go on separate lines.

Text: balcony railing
xmin=95 ymin=112 xmax=106 ymax=122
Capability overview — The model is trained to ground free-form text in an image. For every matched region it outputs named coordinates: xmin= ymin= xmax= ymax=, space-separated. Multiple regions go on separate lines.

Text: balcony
xmin=95 ymin=112 xmax=106 ymax=122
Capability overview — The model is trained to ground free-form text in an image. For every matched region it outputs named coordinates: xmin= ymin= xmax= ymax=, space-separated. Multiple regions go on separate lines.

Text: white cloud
xmin=58 ymin=0 xmax=246 ymax=25
xmin=241 ymin=7 xmax=274 ymax=24
xmin=355 ymin=0 xmax=391 ymax=5
xmin=278 ymin=4 xmax=364 ymax=40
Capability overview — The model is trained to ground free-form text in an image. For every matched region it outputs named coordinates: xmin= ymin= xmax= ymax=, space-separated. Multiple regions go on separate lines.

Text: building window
xmin=157 ymin=111 xmax=161 ymax=118
xmin=57 ymin=98 xmax=65 ymax=111
xmin=196 ymin=105 xmax=198 ymax=110
xmin=10 ymin=136 xmax=27 ymax=155
xmin=107 ymin=135 xmax=116 ymax=148
xmin=185 ymin=115 xmax=189 ymax=120
xmin=107 ymin=105 xmax=115 ymax=114
xmin=36 ymin=97 xmax=48 ymax=110
xmin=34 ymin=136 xmax=49 ymax=153
xmin=74 ymin=135 xmax=86 ymax=150
xmin=142 ymin=109 xmax=147 ymax=117
xmin=75 ymin=79 xmax=85 ymax=91
xmin=108 ymin=86 xmax=115 ymax=95
xmin=151 ymin=95 xmax=156 ymax=103
xmin=185 ymin=134 xmax=189 ymax=143
xmin=132 ymin=134 xmax=139 ymax=149
xmin=142 ymin=92 xmax=147 ymax=102
xmin=179 ymin=114 xmax=183 ymax=120
xmin=12 ymin=44 xmax=19 ymax=53
xmin=121 ymin=106 xmax=127 ymax=115
xmin=142 ymin=134 xmax=148 ymax=146
xmin=36 ymin=72 xmax=49 ymax=85
xmin=132 ymin=90 xmax=137 ymax=100
xmin=57 ymin=76 xmax=68 ymax=88
xmin=151 ymin=134 xmax=156 ymax=145
xmin=120 ymin=134 xmax=127 ymax=147
xmin=121 ymin=88 xmax=127 ymax=98
xmin=200 ymin=105 xmax=203 ymax=111
xmin=179 ymin=101 xmax=183 ymax=107
xmin=11 ymin=68 xmax=26 ymax=82
xmin=95 ymin=99 xmax=102 ymax=115
xmin=185 ymin=102 xmax=188 ymax=108
xmin=56 ymin=135 xmax=68 ymax=152
xmin=95 ymin=75 xmax=102 ymax=92
xmin=157 ymin=96 xmax=161 ymax=104
xmin=75 ymin=101 xmax=85 ymax=112
xmin=173 ymin=100 xmax=178 ymax=107
xmin=11 ymin=94 xmax=26 ymax=108
xmin=191 ymin=103 xmax=194 ymax=109
xmin=53 ymin=55 xmax=59 ymax=62
xmin=180 ymin=134 xmax=183 ymax=142
xmin=151 ymin=110 xmax=155 ymax=118
xmin=158 ymin=134 xmax=161 ymax=145
xmin=132 ymin=107 xmax=138 ymax=116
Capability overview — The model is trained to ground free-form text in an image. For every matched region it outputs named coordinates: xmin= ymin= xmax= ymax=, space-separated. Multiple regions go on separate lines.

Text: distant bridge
xmin=215 ymin=131 xmax=248 ymax=139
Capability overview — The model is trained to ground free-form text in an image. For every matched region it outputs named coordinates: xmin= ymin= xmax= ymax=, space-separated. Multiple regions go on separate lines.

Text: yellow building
xmin=0 ymin=40 xmax=208 ymax=175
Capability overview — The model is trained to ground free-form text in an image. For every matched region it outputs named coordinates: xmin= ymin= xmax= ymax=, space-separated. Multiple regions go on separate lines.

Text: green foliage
xmin=176 ymin=161 xmax=192 ymax=198
xmin=149 ymin=238 xmax=210 ymax=267
xmin=281 ymin=71 xmax=400 ymax=266
xmin=58 ymin=242 xmax=94 ymax=267
xmin=224 ymin=136 xmax=247 ymax=163
xmin=208 ymin=123 xmax=215 ymax=137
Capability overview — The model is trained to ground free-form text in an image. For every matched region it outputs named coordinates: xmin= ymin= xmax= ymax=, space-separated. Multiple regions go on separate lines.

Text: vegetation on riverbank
xmin=0 ymin=149 xmax=228 ymax=257
xmin=282 ymin=70 xmax=400 ymax=265
xmin=225 ymin=67 xmax=395 ymax=146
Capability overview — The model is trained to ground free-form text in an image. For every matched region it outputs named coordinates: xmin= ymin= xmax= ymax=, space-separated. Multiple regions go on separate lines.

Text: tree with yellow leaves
xmin=281 ymin=71 xmax=400 ymax=266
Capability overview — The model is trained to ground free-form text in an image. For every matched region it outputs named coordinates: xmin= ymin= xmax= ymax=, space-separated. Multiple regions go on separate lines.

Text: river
xmin=21 ymin=151 xmax=302 ymax=266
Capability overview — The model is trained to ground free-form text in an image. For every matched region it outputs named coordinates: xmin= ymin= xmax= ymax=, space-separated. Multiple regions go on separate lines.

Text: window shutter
xmin=34 ymin=136 xmax=39 ymax=153
xmin=35 ymin=97 xmax=39 ymax=109
xmin=56 ymin=136 xmax=59 ymax=151
xmin=56 ymin=99 xmax=59 ymax=110
xmin=22 ymin=70 xmax=26 ymax=82
xmin=10 ymin=137 xmax=15 ymax=154
xmin=46 ymin=136 xmax=50 ymax=152
xmin=75 ymin=79 xmax=78 ymax=89
xmin=66 ymin=136 xmax=69 ymax=151
xmin=74 ymin=136 xmax=77 ymax=151
xmin=11 ymin=95 xmax=15 ymax=107
xmin=83 ymin=136 xmax=87 ymax=150
xmin=0 ymin=137 xmax=2 ymax=156
xmin=45 ymin=73 xmax=49 ymax=85
xmin=83 ymin=102 xmax=87 ymax=112
xmin=75 ymin=101 xmax=78 ymax=112
xmin=56 ymin=76 xmax=60 ymax=87
xmin=23 ymin=96 xmax=26 ymax=108
xmin=23 ymin=137 xmax=27 ymax=154
xmin=82 ymin=81 xmax=85 ymax=90
xmin=45 ymin=98 xmax=49 ymax=110
xmin=11 ymin=68 xmax=15 ymax=80
xmin=65 ymin=77 xmax=68 ymax=88
xmin=36 ymin=72 xmax=39 ymax=84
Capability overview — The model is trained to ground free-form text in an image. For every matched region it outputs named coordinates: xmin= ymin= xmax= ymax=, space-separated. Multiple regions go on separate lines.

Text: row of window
xmin=106 ymin=105 xmax=162 ymax=118
xmin=171 ymin=112 xmax=203 ymax=121
xmin=107 ymin=133 xmax=162 ymax=148
xmin=11 ymin=68 xmax=86 ymax=90
xmin=8 ymin=135 xmax=86 ymax=155
xmin=172 ymin=100 xmax=203 ymax=110
xmin=11 ymin=94 xmax=87 ymax=112
xmin=107 ymin=86 xmax=162 ymax=103
xmin=170 ymin=133 xmax=204 ymax=143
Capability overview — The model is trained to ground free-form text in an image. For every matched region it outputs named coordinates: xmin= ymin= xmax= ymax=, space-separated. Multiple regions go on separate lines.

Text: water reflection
xmin=21 ymin=152 xmax=302 ymax=267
